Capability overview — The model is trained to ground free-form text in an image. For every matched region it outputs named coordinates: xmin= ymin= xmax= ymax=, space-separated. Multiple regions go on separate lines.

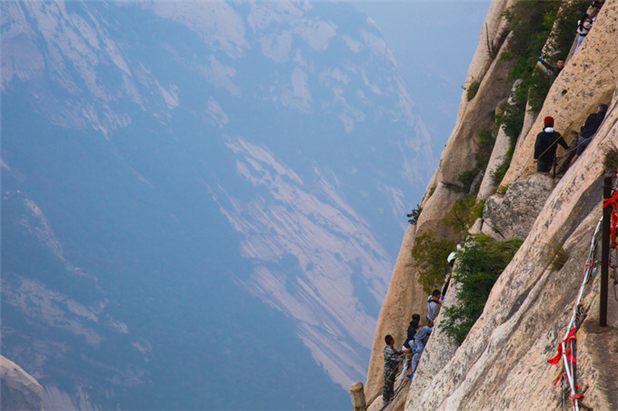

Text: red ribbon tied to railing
xmin=546 ymin=327 xmax=577 ymax=364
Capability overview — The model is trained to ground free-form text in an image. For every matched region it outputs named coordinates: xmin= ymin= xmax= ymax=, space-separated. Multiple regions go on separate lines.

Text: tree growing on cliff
xmin=441 ymin=235 xmax=522 ymax=345
xmin=411 ymin=233 xmax=456 ymax=294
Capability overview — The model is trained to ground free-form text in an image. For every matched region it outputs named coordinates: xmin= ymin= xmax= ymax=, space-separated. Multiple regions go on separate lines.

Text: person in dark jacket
xmin=400 ymin=317 xmax=420 ymax=379
xmin=534 ymin=116 xmax=569 ymax=173
xmin=569 ymin=104 xmax=608 ymax=166
xmin=403 ymin=314 xmax=421 ymax=349
xmin=537 ymin=57 xmax=564 ymax=84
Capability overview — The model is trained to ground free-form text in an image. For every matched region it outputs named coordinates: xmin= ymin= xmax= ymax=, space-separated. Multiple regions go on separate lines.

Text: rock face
xmin=0 ymin=356 xmax=43 ymax=411
xmin=482 ymin=173 xmax=556 ymax=240
xmin=417 ymin=0 xmax=516 ymax=240
xmin=477 ymin=125 xmax=510 ymax=200
xmin=364 ymin=0 xmax=517 ymax=400
xmin=477 ymin=80 xmax=521 ymax=201
xmin=366 ymin=1 xmax=618 ymax=410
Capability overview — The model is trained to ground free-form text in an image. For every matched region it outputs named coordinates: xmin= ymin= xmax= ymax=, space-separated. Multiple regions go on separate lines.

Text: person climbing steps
xmin=382 ymin=335 xmax=410 ymax=407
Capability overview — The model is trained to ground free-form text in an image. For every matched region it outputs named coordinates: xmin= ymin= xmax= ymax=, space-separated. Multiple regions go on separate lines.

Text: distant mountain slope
xmin=1 ymin=0 xmax=433 ymax=409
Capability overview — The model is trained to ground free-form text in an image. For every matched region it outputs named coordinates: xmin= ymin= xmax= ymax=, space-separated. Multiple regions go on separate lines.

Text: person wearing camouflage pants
xmin=383 ymin=335 xmax=408 ymax=406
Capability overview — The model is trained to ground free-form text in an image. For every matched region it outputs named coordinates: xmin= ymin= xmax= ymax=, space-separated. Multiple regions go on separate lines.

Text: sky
xmin=352 ymin=1 xmax=491 ymax=159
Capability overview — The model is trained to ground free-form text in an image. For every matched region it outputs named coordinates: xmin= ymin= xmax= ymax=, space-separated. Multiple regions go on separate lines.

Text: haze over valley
xmin=1 ymin=1 xmax=486 ymax=409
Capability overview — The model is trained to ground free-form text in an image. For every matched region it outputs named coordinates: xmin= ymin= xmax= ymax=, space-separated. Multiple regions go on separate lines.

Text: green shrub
xmin=549 ymin=243 xmax=569 ymax=271
xmin=491 ymin=84 xmax=526 ymax=185
xmin=496 ymin=184 xmax=509 ymax=195
xmin=476 ymin=127 xmax=496 ymax=172
xmin=502 ymin=2 xmax=559 ymax=114
xmin=443 ymin=195 xmax=485 ymax=235
xmin=528 ymin=67 xmax=553 ymax=113
xmin=501 ymin=1 xmax=589 ymax=114
xmin=411 ymin=233 xmax=456 ymax=294
xmin=495 ymin=83 xmax=527 ymax=142
xmin=541 ymin=1 xmax=590 ymax=65
xmin=477 ymin=127 xmax=494 ymax=148
xmin=499 ymin=51 xmax=512 ymax=61
xmin=441 ymin=235 xmax=523 ymax=345
xmin=491 ymin=162 xmax=509 ymax=186
xmin=457 ymin=170 xmax=478 ymax=194
xmin=488 ymin=109 xmax=496 ymax=124
xmin=604 ymin=147 xmax=618 ymax=174
xmin=466 ymin=80 xmax=481 ymax=101
xmin=487 ymin=24 xmax=510 ymax=59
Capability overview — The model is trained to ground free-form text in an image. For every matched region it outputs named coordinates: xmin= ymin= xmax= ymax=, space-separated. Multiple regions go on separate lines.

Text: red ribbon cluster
xmin=602 ymin=190 xmax=618 ymax=248
xmin=547 ymin=328 xmax=585 ymax=405
xmin=546 ymin=327 xmax=577 ymax=365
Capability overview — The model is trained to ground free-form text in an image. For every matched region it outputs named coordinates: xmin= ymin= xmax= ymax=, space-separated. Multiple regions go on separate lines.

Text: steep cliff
xmin=367 ymin=1 xmax=618 ymax=410
xmin=364 ymin=0 xmax=517 ymax=400
xmin=1 ymin=356 xmax=43 ymax=411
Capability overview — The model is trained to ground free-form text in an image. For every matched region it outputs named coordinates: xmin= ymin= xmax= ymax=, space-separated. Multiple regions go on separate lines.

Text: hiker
xmin=408 ymin=323 xmax=432 ymax=378
xmin=403 ymin=315 xmax=421 ymax=350
xmin=534 ymin=116 xmax=569 ymax=173
xmin=447 ymin=244 xmax=462 ymax=267
xmin=426 ymin=290 xmax=442 ymax=325
xmin=570 ymin=104 xmax=608 ymax=166
xmin=537 ymin=57 xmax=564 ymax=82
xmin=442 ymin=244 xmax=461 ymax=300
xmin=383 ymin=335 xmax=409 ymax=406
xmin=400 ymin=316 xmax=421 ymax=379
xmin=575 ymin=14 xmax=593 ymax=53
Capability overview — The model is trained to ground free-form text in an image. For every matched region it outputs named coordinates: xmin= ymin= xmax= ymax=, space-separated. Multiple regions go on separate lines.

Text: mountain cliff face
xmin=1 ymin=1 xmax=433 ymax=409
xmin=364 ymin=0 xmax=517 ymax=398
xmin=1 ymin=356 xmax=43 ymax=411
xmin=366 ymin=1 xmax=618 ymax=410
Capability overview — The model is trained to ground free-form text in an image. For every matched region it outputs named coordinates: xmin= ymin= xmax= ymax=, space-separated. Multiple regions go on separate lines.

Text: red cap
xmin=544 ymin=116 xmax=554 ymax=126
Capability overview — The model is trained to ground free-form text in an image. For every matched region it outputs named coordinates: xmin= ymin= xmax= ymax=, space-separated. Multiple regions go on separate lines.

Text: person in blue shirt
xmin=426 ymin=290 xmax=442 ymax=326
xmin=400 ymin=316 xmax=420 ymax=379
xmin=408 ymin=324 xmax=433 ymax=378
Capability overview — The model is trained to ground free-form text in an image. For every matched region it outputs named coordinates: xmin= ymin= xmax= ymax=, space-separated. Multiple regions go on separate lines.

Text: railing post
xmin=601 ymin=174 xmax=612 ymax=327
xmin=350 ymin=382 xmax=366 ymax=411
